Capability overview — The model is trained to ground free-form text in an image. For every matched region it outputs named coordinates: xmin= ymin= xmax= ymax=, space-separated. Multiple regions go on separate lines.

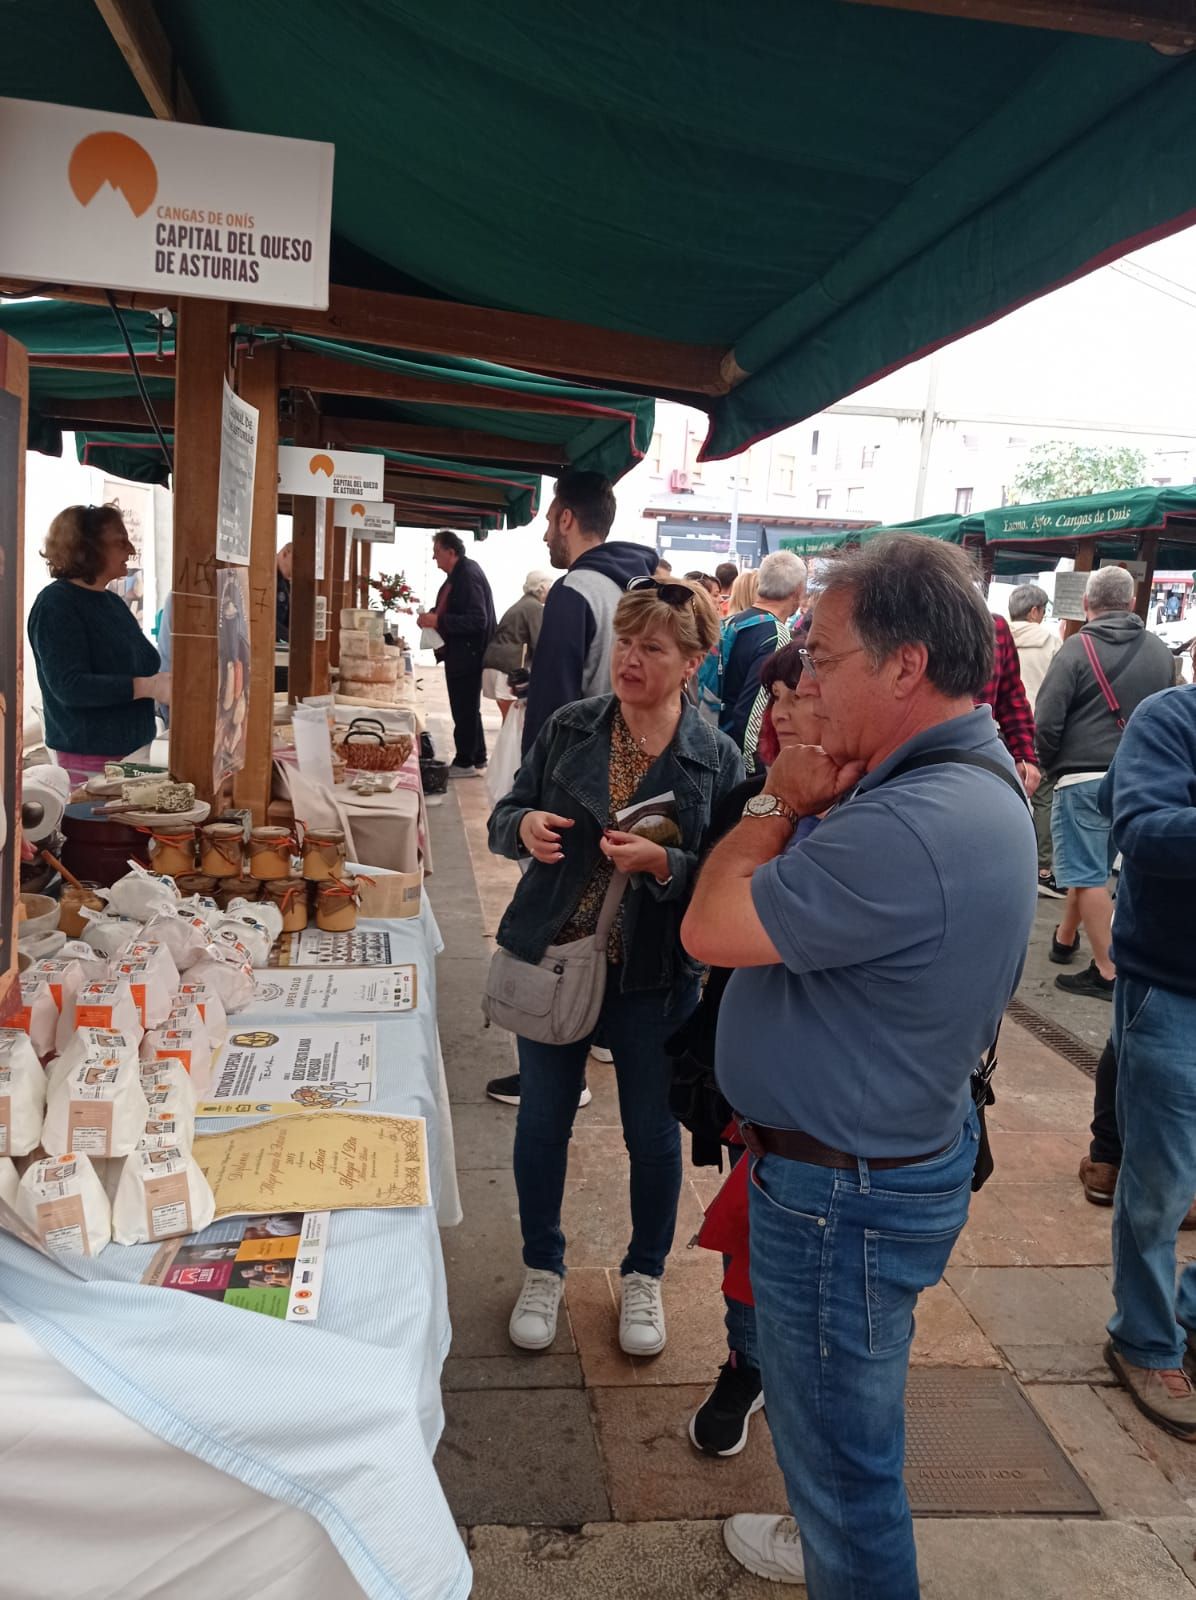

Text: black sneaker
xmin=1055 ymin=962 xmax=1114 ymax=1002
xmin=688 ymin=1356 xmax=764 ymax=1457
xmin=1049 ymin=926 xmax=1081 ymax=965
xmin=1037 ymin=872 xmax=1066 ymax=900
xmin=486 ymin=1073 xmax=592 ymax=1109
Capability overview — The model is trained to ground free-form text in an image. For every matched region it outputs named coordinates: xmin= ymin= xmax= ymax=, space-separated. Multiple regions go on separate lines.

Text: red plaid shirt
xmin=976 ymin=614 xmax=1036 ymax=767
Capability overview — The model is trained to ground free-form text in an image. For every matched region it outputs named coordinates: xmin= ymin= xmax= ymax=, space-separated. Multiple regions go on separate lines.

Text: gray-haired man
xmin=720 ymin=550 xmax=807 ymax=770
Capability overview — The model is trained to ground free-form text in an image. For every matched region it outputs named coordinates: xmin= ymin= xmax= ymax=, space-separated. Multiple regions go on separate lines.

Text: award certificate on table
xmin=233 ymin=966 xmax=416 ymax=1016
xmin=193 ymin=1112 xmax=431 ymax=1216
xmin=269 ymin=928 xmax=396 ymax=967
xmin=208 ymin=1024 xmax=375 ymax=1107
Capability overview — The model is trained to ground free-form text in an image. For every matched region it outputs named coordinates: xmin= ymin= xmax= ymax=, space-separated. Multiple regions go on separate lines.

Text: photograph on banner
xmin=0 ymin=96 xmax=333 ymax=309
xmin=335 ymin=498 xmax=396 ymax=543
xmin=209 ymin=1023 xmax=376 ymax=1106
xmin=144 ymin=1210 xmax=330 ymax=1321
xmin=277 ymin=446 xmax=384 ymax=501
xmin=103 ymin=477 xmax=153 ymax=626
xmin=214 ymin=568 xmax=251 ymax=791
xmin=215 ymin=379 xmax=258 ymax=565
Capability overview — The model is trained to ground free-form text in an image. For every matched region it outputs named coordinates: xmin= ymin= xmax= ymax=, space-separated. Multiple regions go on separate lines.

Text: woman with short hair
xmin=483 ymin=568 xmax=552 ymax=720
xmin=27 ymin=503 xmax=169 ymax=787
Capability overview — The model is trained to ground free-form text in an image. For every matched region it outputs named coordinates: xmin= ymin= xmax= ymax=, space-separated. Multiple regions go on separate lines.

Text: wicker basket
xmin=335 ymin=717 xmax=414 ymax=772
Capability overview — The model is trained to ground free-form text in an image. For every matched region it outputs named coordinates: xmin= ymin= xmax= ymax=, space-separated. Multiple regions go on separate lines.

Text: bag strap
xmin=1079 ymin=631 xmax=1126 ymax=728
xmin=884 ymin=747 xmax=1027 ymax=803
xmin=594 ymin=870 xmax=631 ymax=942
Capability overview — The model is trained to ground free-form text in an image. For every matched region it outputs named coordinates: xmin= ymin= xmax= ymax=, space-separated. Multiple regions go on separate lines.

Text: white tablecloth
xmin=0 ymin=898 xmax=468 ymax=1600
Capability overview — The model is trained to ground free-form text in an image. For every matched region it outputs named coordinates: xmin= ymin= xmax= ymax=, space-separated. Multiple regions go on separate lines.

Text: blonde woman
xmin=728 ymin=568 xmax=759 ymax=614
xmin=488 ymin=577 xmax=743 ymax=1358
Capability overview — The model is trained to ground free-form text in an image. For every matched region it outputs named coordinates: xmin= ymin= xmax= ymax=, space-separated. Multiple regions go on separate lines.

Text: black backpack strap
xmin=883 ymin=747 xmax=1027 ymax=804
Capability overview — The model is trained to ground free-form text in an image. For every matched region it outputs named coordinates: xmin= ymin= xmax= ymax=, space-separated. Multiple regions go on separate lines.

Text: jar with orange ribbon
xmin=146 ymin=822 xmax=197 ymax=878
xmin=199 ymin=822 xmax=244 ymax=879
xmin=264 ymin=877 xmax=310 ymax=933
xmin=301 ymin=826 xmax=346 ymax=883
xmin=214 ymin=874 xmax=262 ymax=909
xmin=314 ymin=874 xmax=364 ymax=932
xmin=248 ymin=826 xmax=296 ymax=881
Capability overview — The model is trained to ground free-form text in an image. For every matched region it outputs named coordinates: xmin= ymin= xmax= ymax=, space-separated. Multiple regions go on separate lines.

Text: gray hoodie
xmin=1034 ymin=612 xmax=1175 ymax=778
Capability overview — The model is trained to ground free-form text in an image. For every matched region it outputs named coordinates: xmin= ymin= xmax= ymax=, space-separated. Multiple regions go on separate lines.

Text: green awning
xmin=779 ymin=511 xmax=976 ymax=559
xmin=983 ymin=484 xmax=1196 ymax=546
xmin=3 ymin=2 xmax=1195 ymax=457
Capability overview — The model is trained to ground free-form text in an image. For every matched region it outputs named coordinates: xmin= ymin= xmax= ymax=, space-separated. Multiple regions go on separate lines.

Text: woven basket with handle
xmin=334 ymin=717 xmax=414 ymax=772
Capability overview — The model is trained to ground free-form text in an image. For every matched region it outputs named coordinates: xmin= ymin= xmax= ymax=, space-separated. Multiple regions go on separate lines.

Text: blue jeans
xmin=1109 ymin=977 xmax=1196 ymax=1368
xmin=724 ymin=1143 xmax=759 ymax=1369
xmin=749 ymin=1111 xmax=979 ymax=1600
xmin=514 ymin=974 xmax=699 ymax=1278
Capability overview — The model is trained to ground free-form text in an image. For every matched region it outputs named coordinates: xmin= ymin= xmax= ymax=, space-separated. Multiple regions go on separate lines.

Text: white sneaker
xmin=619 ymin=1271 xmax=666 ymax=1355
xmin=590 ymin=1045 xmax=614 ymax=1063
xmin=723 ymin=1515 xmax=806 ymax=1584
xmin=508 ymin=1268 xmax=563 ymax=1351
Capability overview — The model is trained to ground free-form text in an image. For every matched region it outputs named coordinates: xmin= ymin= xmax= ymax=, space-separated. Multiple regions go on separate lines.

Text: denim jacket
xmin=488 ymin=694 xmax=745 ymax=999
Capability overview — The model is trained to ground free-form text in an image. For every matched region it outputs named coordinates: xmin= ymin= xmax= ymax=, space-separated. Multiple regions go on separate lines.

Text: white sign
xmin=334 ymin=498 xmax=396 ymax=542
xmin=0 ymin=96 xmax=333 ymax=308
xmin=216 ymin=379 xmax=258 ymax=565
xmin=1052 ymin=571 xmax=1089 ymax=622
xmin=1100 ymin=558 xmax=1149 ymax=582
xmin=209 ymin=1024 xmax=375 ymax=1106
xmin=237 ymin=966 xmax=416 ymax=1016
xmin=278 ymin=446 xmax=384 ymax=501
xmin=314 ymin=595 xmax=327 ymax=641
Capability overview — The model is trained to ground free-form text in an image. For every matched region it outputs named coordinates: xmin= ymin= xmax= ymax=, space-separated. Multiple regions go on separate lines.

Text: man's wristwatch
xmin=742 ymin=793 xmax=801 ymax=829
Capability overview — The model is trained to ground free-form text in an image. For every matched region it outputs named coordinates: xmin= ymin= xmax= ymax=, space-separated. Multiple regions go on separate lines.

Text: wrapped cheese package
xmin=73 ymin=979 xmax=144 ymax=1046
xmin=0 ymin=1155 xmax=18 ymax=1209
xmin=16 ymin=1152 xmax=112 ymax=1257
xmin=175 ymin=980 xmax=227 ymax=1044
xmin=176 ymin=894 xmax=222 ymax=930
xmin=139 ymin=1058 xmax=197 ymax=1117
xmin=187 ymin=955 xmax=254 ymax=1015
xmin=80 ymin=914 xmax=144 ymax=959
xmin=31 ymin=956 xmax=87 ymax=1020
xmin=112 ymin=1145 xmax=214 ymax=1245
xmin=110 ymin=948 xmax=176 ymax=1029
xmin=142 ymin=1026 xmax=208 ymax=1085
xmin=137 ymin=1110 xmax=195 ymax=1156
xmin=120 ymin=938 xmax=182 ymax=996
xmin=46 ymin=1028 xmax=138 ymax=1096
xmin=141 ymin=910 xmax=214 ymax=972
xmin=42 ymin=1059 xmax=151 ymax=1160
xmin=0 ymin=1029 xmax=48 ymax=1157
xmin=12 ymin=973 xmax=59 ymax=1060
xmin=103 ymin=866 xmax=179 ymax=922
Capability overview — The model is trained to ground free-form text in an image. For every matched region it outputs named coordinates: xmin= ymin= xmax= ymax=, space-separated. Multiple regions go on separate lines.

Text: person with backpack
xmin=698 ymin=551 xmax=806 ymax=772
xmin=1035 ymin=565 xmax=1174 ymax=1001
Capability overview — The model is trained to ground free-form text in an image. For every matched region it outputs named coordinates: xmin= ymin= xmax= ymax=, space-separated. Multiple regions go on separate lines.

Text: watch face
xmin=744 ymin=794 xmax=776 ymax=816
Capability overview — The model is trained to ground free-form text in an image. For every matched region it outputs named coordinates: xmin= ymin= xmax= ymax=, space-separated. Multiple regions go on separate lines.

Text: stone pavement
xmin=416 ymin=678 xmax=1196 ymax=1598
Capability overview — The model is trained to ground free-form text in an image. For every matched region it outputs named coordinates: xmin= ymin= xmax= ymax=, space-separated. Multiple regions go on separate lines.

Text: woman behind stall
xmin=27 ymin=504 xmax=170 ymax=788
xmin=488 ymin=576 xmax=744 ymax=1358
xmin=482 ymin=568 xmax=552 ymax=720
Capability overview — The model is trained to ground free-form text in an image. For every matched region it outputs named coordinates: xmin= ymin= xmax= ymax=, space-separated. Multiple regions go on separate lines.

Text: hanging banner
xmin=216 ymin=379 xmax=258 ymax=566
xmin=214 ymin=568 xmax=251 ymax=792
xmin=0 ymin=97 xmax=333 ymax=309
xmin=278 ymin=446 xmax=384 ymax=501
xmin=334 ymin=499 xmax=395 ymax=542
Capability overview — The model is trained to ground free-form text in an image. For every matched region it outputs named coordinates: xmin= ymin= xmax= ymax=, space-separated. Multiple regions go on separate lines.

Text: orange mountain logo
xmin=68 ymin=132 xmax=158 ymax=218
xmin=309 ymin=454 xmax=335 ymax=478
xmin=350 ymin=502 xmax=366 ymax=517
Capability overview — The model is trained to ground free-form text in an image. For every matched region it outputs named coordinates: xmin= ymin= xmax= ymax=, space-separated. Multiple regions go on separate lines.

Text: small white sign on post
xmin=216 ymin=379 xmax=258 ymax=566
xmin=0 ymin=96 xmax=333 ymax=309
xmin=1052 ymin=570 xmax=1089 ymax=622
xmin=314 ymin=595 xmax=328 ymax=642
xmin=334 ymin=498 xmax=396 ymax=542
xmin=278 ymin=446 xmax=384 ymax=501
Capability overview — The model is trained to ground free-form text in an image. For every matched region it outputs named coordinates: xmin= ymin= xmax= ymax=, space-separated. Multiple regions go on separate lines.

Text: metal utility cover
xmin=905 ymin=1369 xmax=1098 ymax=1517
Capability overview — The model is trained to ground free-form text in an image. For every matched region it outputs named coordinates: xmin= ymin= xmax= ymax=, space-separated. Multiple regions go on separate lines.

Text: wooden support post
xmin=287 ymin=399 xmax=319 ymax=703
xmin=232 ymin=343 xmax=279 ymax=823
xmin=358 ymin=539 xmax=372 ymax=609
xmin=1062 ymin=541 xmax=1096 ymax=641
xmin=1135 ymin=534 xmax=1160 ymax=623
xmin=348 ymin=536 xmax=360 ymax=617
xmin=311 ymin=497 xmax=332 ymax=696
xmin=0 ymin=331 xmax=28 ymax=1020
xmin=329 ymin=523 xmax=347 ymax=668
xmin=170 ymin=299 xmax=230 ymax=803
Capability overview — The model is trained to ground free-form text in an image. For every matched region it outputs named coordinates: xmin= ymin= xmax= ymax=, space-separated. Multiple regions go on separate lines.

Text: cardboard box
xmin=356 ymin=868 xmax=422 ymax=920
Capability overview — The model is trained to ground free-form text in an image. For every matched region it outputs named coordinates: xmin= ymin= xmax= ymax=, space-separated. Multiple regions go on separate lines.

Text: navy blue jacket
xmin=1103 ymin=684 xmax=1196 ymax=997
xmin=522 ymin=541 xmax=658 ymax=753
xmin=490 ymin=693 xmax=744 ymax=1000
xmin=435 ymin=555 xmax=496 ymax=678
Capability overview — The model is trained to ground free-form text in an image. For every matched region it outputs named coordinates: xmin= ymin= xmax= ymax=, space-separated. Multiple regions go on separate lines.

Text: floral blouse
xmin=556 ymin=708 xmax=653 ymax=960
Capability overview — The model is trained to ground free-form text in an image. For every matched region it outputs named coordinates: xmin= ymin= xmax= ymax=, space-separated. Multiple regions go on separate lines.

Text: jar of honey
xmin=147 ymin=822 xmax=197 ymax=878
xmin=214 ymin=874 xmax=262 ymax=910
xmin=57 ymin=882 xmax=104 ymax=939
xmin=199 ymin=822 xmax=244 ymax=878
xmin=264 ymin=876 xmax=310 ymax=933
xmin=175 ymin=872 xmax=219 ymax=900
xmin=248 ymin=826 xmax=296 ymax=881
xmin=315 ymin=875 xmax=359 ymax=932
xmin=302 ymin=827 xmax=346 ymax=883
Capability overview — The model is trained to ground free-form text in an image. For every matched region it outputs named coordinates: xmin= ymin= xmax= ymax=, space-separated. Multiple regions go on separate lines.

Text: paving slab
xmin=986 ymin=1089 xmax=1093 ymax=1135
xmin=948 ymin=1264 xmax=1114 ymax=1382
xmin=1100 ymin=1387 xmax=1196 ymax=1509
xmin=443 ymin=1168 xmax=575 ymax=1358
xmin=985 ymin=1128 xmax=1090 ymax=1184
xmin=566 ymin=1262 xmax=727 ymax=1388
xmin=558 ymin=1152 xmax=708 ymax=1275
xmin=910 ymin=1279 xmax=1002 ymax=1368
xmin=1016 ymin=898 xmax=1116 ymax=1055
xmin=448 ymin=1101 xmax=519 ymax=1170
xmin=1149 ymin=1519 xmax=1196 ymax=1587
xmin=437 ymin=1388 xmax=610 ymax=1527
xmin=1026 ymin=1383 xmax=1190 ymax=1518
xmin=590 ymin=1384 xmax=788 ymax=1522
xmin=442 ymin=1354 xmax=583 ymax=1392
xmin=996 ymin=1179 xmax=1116 ymax=1266
xmin=917 ymin=1516 xmax=1195 ymax=1599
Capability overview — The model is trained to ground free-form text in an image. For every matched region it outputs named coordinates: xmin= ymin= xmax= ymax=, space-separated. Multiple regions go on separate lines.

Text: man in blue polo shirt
xmin=683 ymin=535 xmax=1036 ymax=1599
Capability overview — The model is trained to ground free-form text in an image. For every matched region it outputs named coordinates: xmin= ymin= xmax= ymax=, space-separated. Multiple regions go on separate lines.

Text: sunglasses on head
xmin=627 ymin=575 xmax=697 ymax=607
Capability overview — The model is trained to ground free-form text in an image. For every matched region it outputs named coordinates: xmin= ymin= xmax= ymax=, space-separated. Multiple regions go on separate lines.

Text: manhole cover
xmin=905 ymin=1369 xmax=1098 ymax=1516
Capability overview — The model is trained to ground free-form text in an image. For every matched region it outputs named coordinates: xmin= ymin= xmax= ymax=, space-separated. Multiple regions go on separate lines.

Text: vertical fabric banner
xmin=214 ymin=567 xmax=251 ymax=793
xmin=216 ymin=378 xmax=258 ymax=566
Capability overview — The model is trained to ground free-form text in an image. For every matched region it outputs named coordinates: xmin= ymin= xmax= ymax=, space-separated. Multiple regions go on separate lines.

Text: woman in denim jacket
xmin=488 ymin=578 xmax=744 ymax=1359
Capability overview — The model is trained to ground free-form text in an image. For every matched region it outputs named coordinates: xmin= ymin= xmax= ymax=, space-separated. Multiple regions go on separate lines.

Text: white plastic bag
xmin=485 ymin=699 xmax=526 ymax=807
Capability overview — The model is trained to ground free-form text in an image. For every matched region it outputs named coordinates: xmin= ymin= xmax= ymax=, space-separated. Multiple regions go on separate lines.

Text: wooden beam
xmin=0 ymin=332 xmax=28 ymax=1021
xmin=288 ymin=398 xmax=320 ymax=703
xmin=281 ymin=348 xmax=601 ymax=417
xmin=39 ymin=395 xmax=176 ymax=429
xmin=231 ymin=343 xmax=279 ymax=824
xmin=382 ymin=470 xmax=507 ymax=507
xmin=94 ymin=0 xmax=201 ymax=120
xmin=1135 ymin=533 xmax=1160 ymax=622
xmin=169 ymin=299 xmax=229 ymax=804
xmin=322 ymin=416 xmax=567 ymax=469
xmin=838 ymin=0 xmax=1196 ymax=47
xmin=348 ymin=536 xmax=360 ymax=617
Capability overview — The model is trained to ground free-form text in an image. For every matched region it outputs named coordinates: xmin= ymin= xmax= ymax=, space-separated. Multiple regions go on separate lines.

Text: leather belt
xmin=736 ymin=1118 xmax=950 ymax=1172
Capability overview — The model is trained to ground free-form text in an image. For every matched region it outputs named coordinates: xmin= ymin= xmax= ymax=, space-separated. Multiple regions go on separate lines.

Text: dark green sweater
xmin=27 ymin=580 xmax=160 ymax=755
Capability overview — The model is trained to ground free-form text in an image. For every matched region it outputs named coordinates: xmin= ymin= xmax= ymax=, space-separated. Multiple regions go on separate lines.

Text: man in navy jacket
xmin=418 ymin=529 xmax=496 ymax=775
xmin=1101 ymin=678 xmax=1196 ymax=1439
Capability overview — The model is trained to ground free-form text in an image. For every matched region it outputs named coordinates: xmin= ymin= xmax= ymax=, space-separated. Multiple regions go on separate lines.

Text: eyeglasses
xmin=796 ymin=646 xmax=864 ymax=679
xmin=627 ymin=575 xmax=697 ymax=607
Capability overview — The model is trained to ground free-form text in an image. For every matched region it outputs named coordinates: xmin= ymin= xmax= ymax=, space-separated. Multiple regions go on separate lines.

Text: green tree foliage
xmin=1009 ymin=443 xmax=1148 ymax=504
